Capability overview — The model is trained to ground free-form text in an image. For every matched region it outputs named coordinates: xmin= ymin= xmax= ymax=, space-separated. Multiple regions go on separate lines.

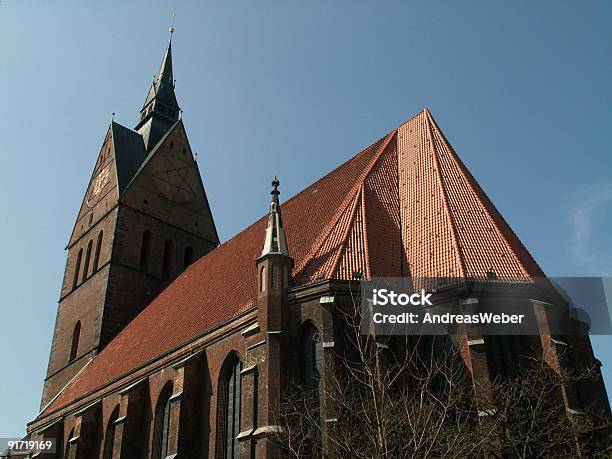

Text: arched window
xmin=82 ymin=239 xmax=93 ymax=281
xmin=271 ymin=265 xmax=281 ymax=289
xmin=69 ymin=321 xmax=81 ymax=362
xmin=302 ymin=324 xmax=322 ymax=456
xmin=183 ymin=246 xmax=194 ymax=269
xmin=103 ymin=405 xmax=119 ymax=459
xmin=73 ymin=248 xmax=83 ymax=289
xmin=303 ymin=324 xmax=321 ymax=392
xmin=216 ymin=355 xmax=242 ymax=459
xmin=91 ymin=407 xmax=104 ymax=459
xmin=93 ymin=230 xmax=103 ymax=272
xmin=139 ymin=230 xmax=152 ymax=270
xmin=260 ymin=266 xmax=266 ymax=292
xmin=153 ymin=383 xmax=173 ymax=459
xmin=162 ymin=239 xmax=174 ymax=278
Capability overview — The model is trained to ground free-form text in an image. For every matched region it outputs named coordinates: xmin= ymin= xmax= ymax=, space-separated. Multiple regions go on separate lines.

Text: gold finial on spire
xmin=169 ymin=12 xmax=176 ymax=37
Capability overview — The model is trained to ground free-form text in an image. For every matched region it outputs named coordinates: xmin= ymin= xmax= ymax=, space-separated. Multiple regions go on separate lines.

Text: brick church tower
xmin=41 ymin=30 xmax=219 ymax=408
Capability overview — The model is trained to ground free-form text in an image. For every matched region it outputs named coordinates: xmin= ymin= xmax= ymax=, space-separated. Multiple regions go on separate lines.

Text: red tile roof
xmin=43 ymin=109 xmax=543 ymax=414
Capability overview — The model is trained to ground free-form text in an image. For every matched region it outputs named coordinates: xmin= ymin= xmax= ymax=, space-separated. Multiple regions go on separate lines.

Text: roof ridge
xmin=394 ymin=108 xmax=430 ymax=133
xmin=329 ymin=186 xmax=364 ymax=278
xmin=360 ymin=186 xmax=372 ymax=279
xmin=293 ymin=131 xmax=396 ymax=278
xmin=357 ymin=130 xmax=400 ymax=279
xmin=424 ymin=110 xmax=467 ymax=278
xmin=425 ymin=110 xmax=535 ymax=278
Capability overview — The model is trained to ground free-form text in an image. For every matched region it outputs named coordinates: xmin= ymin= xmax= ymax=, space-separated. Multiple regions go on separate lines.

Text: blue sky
xmin=1 ymin=1 xmax=610 ymax=436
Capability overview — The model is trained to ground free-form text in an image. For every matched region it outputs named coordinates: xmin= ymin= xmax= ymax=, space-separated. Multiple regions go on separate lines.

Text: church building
xmin=24 ymin=29 xmax=609 ymax=459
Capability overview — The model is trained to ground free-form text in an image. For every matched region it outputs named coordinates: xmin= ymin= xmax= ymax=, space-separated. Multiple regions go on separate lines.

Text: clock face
xmin=88 ymin=165 xmax=111 ymax=206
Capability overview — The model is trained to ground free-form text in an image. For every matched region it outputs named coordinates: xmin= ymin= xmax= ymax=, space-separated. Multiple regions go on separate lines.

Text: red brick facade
xmin=42 ymin=120 xmax=219 ymax=409
xmin=25 ymin=37 xmax=610 ymax=459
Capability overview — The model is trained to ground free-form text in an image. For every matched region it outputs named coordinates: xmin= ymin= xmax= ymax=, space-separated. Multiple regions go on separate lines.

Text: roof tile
xmin=43 ymin=109 xmax=543 ymax=415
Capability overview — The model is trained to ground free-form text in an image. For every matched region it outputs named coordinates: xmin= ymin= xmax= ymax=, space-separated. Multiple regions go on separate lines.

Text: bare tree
xmin=272 ymin=300 xmax=611 ymax=458
xmin=487 ymin=356 xmax=611 ymax=458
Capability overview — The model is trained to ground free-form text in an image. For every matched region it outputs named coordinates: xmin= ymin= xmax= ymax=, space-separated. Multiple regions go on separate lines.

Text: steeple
xmin=261 ymin=177 xmax=289 ymax=257
xmin=135 ymin=23 xmax=181 ymax=151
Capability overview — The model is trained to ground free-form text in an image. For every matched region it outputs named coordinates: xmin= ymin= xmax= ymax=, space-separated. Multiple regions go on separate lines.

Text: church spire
xmin=135 ymin=19 xmax=181 ymax=151
xmin=261 ymin=177 xmax=289 ymax=257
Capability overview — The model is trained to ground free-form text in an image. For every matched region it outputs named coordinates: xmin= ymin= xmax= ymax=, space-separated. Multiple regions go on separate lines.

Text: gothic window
xmin=484 ymin=335 xmax=530 ymax=379
xmin=140 ymin=230 xmax=152 ymax=270
xmin=90 ymin=407 xmax=104 ymax=459
xmin=153 ymin=383 xmax=173 ymax=459
xmin=170 ymin=141 xmax=174 ymax=149
xmin=302 ymin=324 xmax=322 ymax=456
xmin=82 ymin=239 xmax=93 ymax=281
xmin=184 ymin=246 xmax=194 ymax=269
xmin=69 ymin=321 xmax=81 ymax=362
xmin=103 ymin=405 xmax=119 ymax=459
xmin=93 ymin=230 xmax=103 ymax=272
xmin=162 ymin=239 xmax=174 ymax=278
xmin=73 ymin=249 xmax=83 ymax=289
xmin=270 ymin=265 xmax=276 ymax=289
xmin=260 ymin=266 xmax=266 ymax=292
xmin=216 ymin=355 xmax=242 ymax=459
xmin=271 ymin=265 xmax=281 ymax=289
xmin=303 ymin=324 xmax=322 ymax=392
